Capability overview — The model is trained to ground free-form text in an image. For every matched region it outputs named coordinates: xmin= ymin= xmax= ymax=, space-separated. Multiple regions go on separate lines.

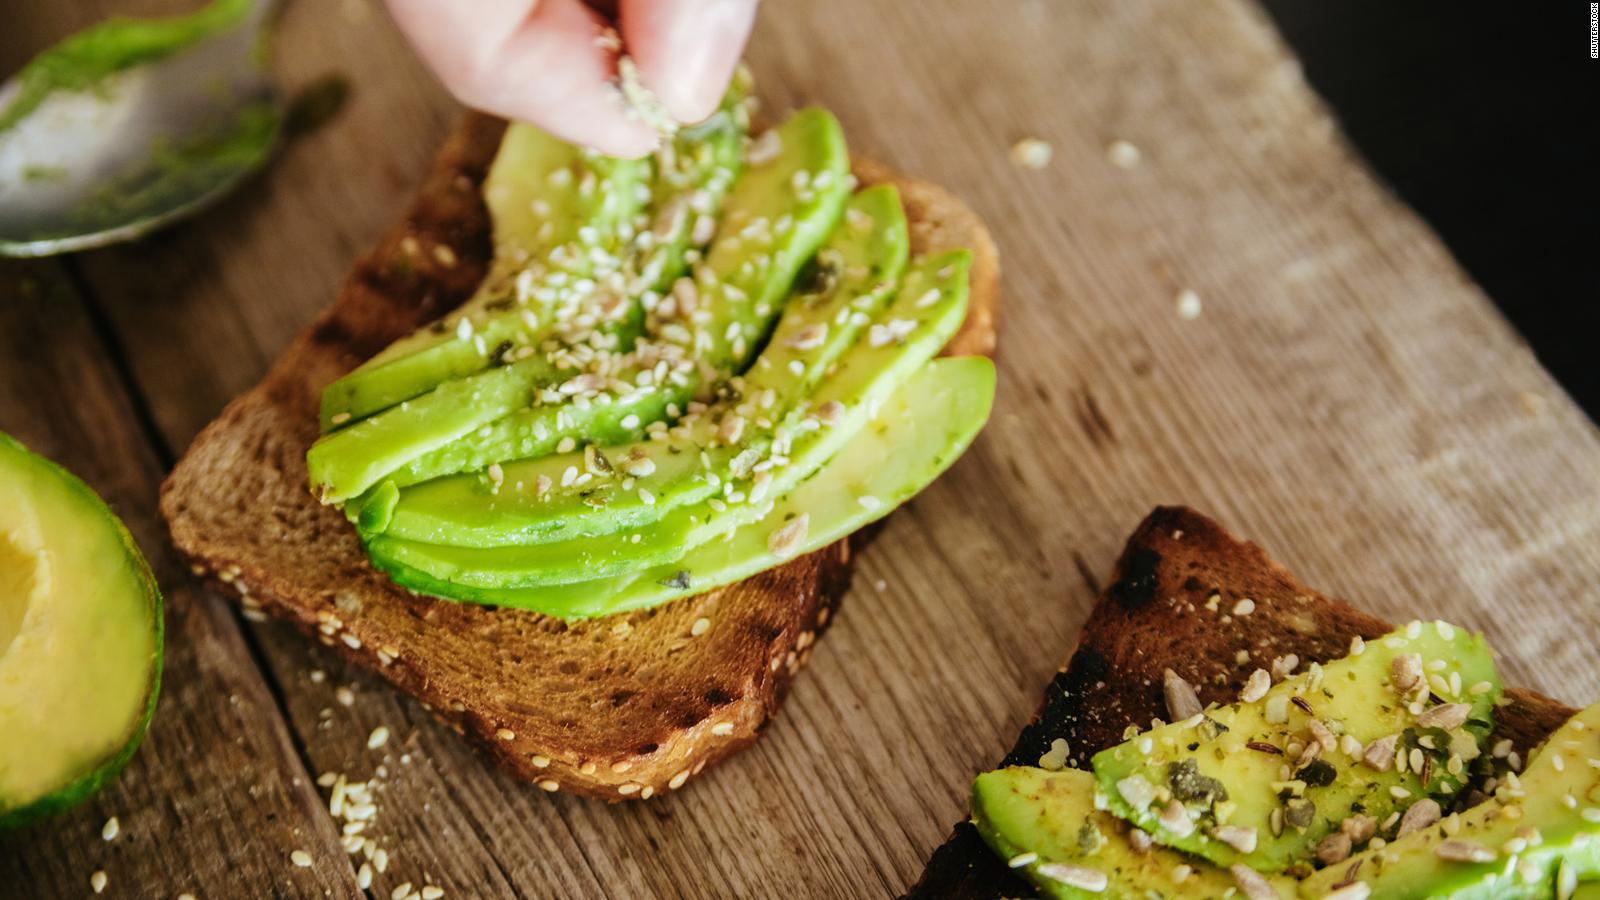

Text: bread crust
xmin=160 ymin=112 xmax=999 ymax=800
xmin=903 ymin=506 xmax=1575 ymax=898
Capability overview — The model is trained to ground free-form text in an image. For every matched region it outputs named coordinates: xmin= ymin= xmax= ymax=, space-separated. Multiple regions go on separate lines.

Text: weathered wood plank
xmin=7 ymin=0 xmax=1598 ymax=898
xmin=0 ymin=263 xmax=355 ymax=899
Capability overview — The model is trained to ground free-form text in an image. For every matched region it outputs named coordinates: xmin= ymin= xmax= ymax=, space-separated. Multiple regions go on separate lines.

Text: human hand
xmin=384 ymin=0 xmax=759 ymax=157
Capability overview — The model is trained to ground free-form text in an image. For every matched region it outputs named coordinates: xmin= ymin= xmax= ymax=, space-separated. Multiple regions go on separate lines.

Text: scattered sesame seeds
xmin=710 ymin=722 xmax=735 ymax=736
xmin=691 ymin=617 xmax=711 ymax=636
xmin=1107 ymin=139 xmax=1142 ymax=169
xmin=367 ymin=726 xmax=390 ymax=750
xmin=496 ymin=728 xmax=516 ymax=741
xmin=538 ymin=780 xmax=559 ymax=792
xmin=1008 ymin=138 xmax=1053 ymax=170
xmin=391 ymin=883 xmax=414 ymax=900
xmin=1175 ymin=288 xmax=1202 ymax=320
xmin=101 ymin=816 xmax=119 ymax=841
xmin=335 ymin=686 xmax=355 ymax=706
xmin=90 ymin=871 xmax=108 ymax=894
xmin=1007 ymin=851 xmax=1039 ymax=868
xmin=1231 ymin=597 xmax=1254 ymax=616
xmin=1230 ymin=864 xmax=1277 ymax=900
xmin=291 ymin=849 xmax=313 ymax=868
xmin=422 ymin=887 xmax=445 ymax=900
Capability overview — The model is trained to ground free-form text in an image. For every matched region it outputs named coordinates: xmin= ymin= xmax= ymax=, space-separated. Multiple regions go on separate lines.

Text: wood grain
xmin=4 ymin=0 xmax=1599 ymax=897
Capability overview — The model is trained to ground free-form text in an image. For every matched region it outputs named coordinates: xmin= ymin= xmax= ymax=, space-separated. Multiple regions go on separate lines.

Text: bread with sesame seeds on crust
xmin=903 ymin=505 xmax=1574 ymax=898
xmin=159 ymin=111 xmax=999 ymax=800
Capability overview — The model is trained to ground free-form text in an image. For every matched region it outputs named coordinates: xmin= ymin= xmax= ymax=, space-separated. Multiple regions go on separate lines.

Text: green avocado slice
xmin=1093 ymin=621 xmax=1501 ymax=874
xmin=1300 ymin=700 xmax=1600 ymax=900
xmin=358 ymin=250 xmax=969 ymax=586
xmin=306 ymin=107 xmax=850 ymax=505
xmin=367 ymin=184 xmax=912 ymax=544
xmin=972 ymin=766 xmax=1297 ymax=899
xmin=363 ymin=354 xmax=994 ymax=617
xmin=318 ymin=131 xmax=649 ymax=432
xmin=319 ymin=78 xmax=751 ymax=437
xmin=0 ymin=433 xmax=162 ymax=829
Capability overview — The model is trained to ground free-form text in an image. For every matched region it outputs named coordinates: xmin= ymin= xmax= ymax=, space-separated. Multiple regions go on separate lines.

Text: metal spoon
xmin=0 ymin=0 xmax=280 ymax=257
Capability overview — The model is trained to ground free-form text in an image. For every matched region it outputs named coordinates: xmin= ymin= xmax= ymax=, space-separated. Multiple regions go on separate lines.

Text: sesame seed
xmin=496 ymin=728 xmax=516 ymax=741
xmin=1107 ymin=139 xmax=1142 ymax=169
xmin=1585 ymin=809 xmax=1600 ymax=824
xmin=101 ymin=816 xmax=119 ymax=841
xmin=358 ymin=863 xmax=373 ymax=889
xmin=291 ymin=849 xmax=313 ymax=868
xmin=1034 ymin=863 xmax=1106 ymax=891
xmin=392 ymin=883 xmax=414 ymax=900
xmin=1008 ymin=851 xmax=1039 ymax=868
xmin=89 ymin=871 xmax=108 ymax=893
xmin=1009 ymin=137 xmax=1053 ymax=170
xmin=530 ymin=755 xmax=551 ymax=768
xmin=335 ymin=686 xmax=354 ymax=706
xmin=710 ymin=722 xmax=735 ymax=736
xmin=767 ymin=513 xmax=809 ymax=558
xmin=691 ymin=617 xmax=711 ymax=636
xmin=367 ymin=726 xmax=389 ymax=749
xmin=538 ymin=780 xmax=559 ymax=792
xmin=422 ymin=887 xmax=444 ymax=900
xmin=669 ymin=770 xmax=690 ymax=789
xmin=617 ymin=783 xmax=641 ymax=795
xmin=1175 ymin=289 xmax=1202 ymax=320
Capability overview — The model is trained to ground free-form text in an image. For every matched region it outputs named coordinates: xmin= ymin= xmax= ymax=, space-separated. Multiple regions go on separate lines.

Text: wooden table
xmin=4 ymin=1 xmax=1599 ymax=897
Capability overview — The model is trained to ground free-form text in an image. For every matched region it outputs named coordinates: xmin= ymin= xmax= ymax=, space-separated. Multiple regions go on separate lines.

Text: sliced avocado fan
xmin=306 ymin=106 xmax=851 ymax=505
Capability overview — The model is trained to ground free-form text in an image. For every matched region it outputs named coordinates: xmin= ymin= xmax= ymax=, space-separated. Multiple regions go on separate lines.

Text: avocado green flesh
xmin=1300 ymin=701 xmax=1600 ymax=900
xmin=319 ymin=82 xmax=751 ymax=434
xmin=367 ymin=355 xmax=995 ymax=617
xmin=377 ymin=183 xmax=906 ymax=494
xmin=362 ymin=251 xmax=969 ymax=587
xmin=318 ymin=136 xmax=648 ymax=432
xmin=307 ymin=108 xmax=850 ymax=505
xmin=1094 ymin=622 xmax=1501 ymax=873
xmin=368 ymin=186 xmax=914 ymax=547
xmin=972 ymin=766 xmax=1296 ymax=899
xmin=0 ymin=434 xmax=162 ymax=829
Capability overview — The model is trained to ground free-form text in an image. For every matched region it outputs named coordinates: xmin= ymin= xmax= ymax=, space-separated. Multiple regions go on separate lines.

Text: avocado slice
xmin=358 ymin=250 xmax=970 ymax=588
xmin=972 ymin=766 xmax=1297 ymax=899
xmin=367 ymin=185 xmax=912 ymax=544
xmin=306 ymin=107 xmax=851 ymax=505
xmin=318 ymin=77 xmax=751 ymax=435
xmin=0 ymin=434 xmax=162 ymax=828
xmin=318 ymin=131 xmax=649 ymax=432
xmin=1300 ymin=700 xmax=1600 ymax=900
xmin=362 ymin=354 xmax=994 ymax=617
xmin=1093 ymin=622 xmax=1501 ymax=874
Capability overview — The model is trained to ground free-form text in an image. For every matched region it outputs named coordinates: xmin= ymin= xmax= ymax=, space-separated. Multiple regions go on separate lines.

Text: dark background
xmin=1261 ymin=0 xmax=1599 ymax=420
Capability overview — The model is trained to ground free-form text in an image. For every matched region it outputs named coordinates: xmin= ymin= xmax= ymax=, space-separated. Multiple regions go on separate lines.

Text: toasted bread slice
xmin=160 ymin=113 xmax=999 ymax=800
xmin=905 ymin=506 xmax=1574 ymax=898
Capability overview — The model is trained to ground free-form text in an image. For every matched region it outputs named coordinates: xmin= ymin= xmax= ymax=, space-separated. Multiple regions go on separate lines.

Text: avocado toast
xmin=161 ymin=102 xmax=998 ymax=799
xmin=906 ymin=507 xmax=1582 ymax=898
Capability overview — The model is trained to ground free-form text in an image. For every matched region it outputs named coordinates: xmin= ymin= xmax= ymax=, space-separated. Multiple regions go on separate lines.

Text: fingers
xmin=385 ymin=0 xmax=658 ymax=157
xmin=621 ymin=0 xmax=759 ymax=124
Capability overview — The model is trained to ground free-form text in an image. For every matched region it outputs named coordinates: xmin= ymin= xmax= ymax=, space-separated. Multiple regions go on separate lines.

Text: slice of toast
xmin=160 ymin=112 xmax=1000 ymax=800
xmin=904 ymin=506 xmax=1575 ymax=898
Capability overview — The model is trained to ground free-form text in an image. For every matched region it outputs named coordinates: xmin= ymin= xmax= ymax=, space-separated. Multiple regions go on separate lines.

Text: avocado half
xmin=0 ymin=433 xmax=163 ymax=828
